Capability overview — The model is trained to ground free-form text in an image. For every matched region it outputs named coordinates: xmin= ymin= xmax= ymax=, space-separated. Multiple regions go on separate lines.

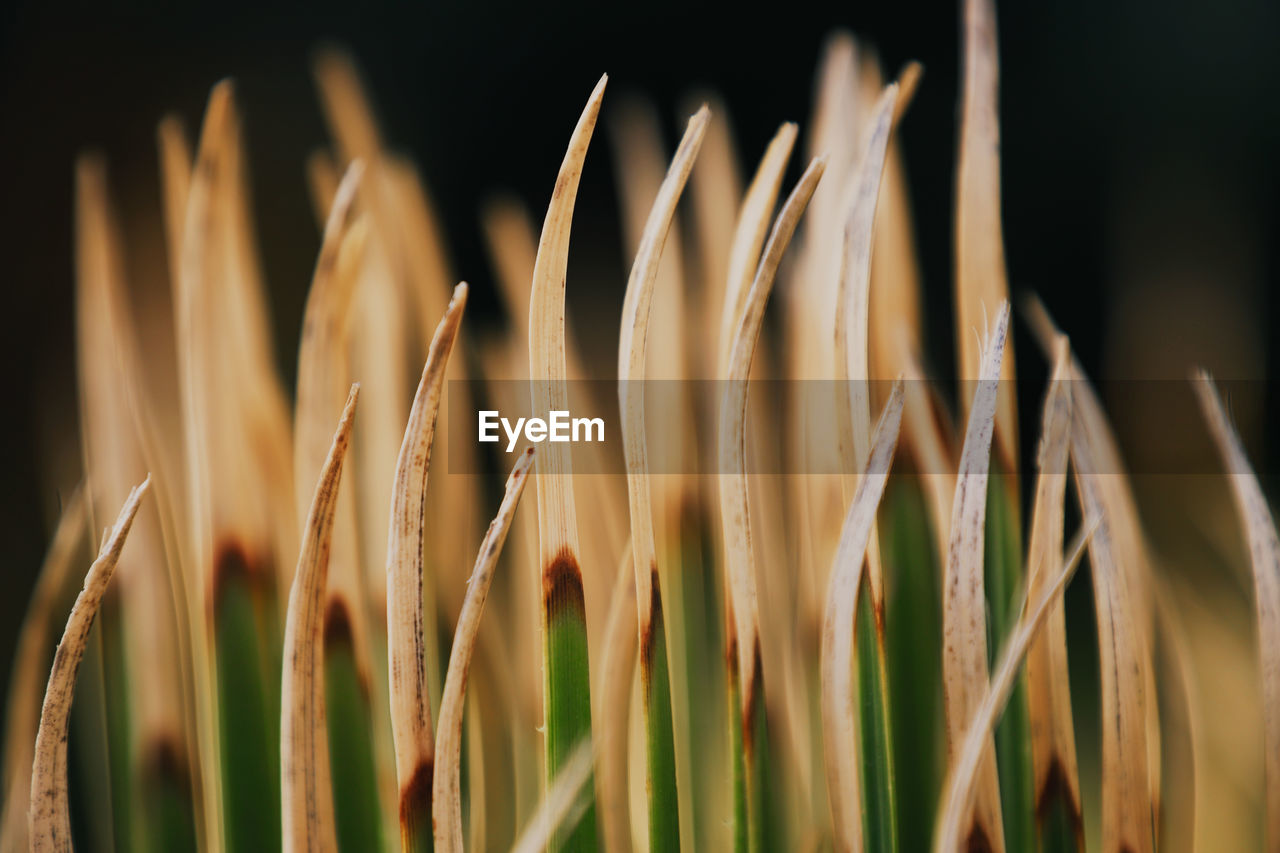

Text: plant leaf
xmin=528 ymin=74 xmax=608 ymax=852
xmin=432 ymin=448 xmax=536 ymax=852
xmin=387 ymin=282 xmax=469 ymax=851
xmin=280 ymin=385 xmax=359 ymax=852
xmin=821 ymin=381 xmax=905 ymax=851
xmin=614 ymin=103 xmax=709 ymax=853
xmin=940 ymin=301 xmax=1010 ymax=853
xmin=29 ymin=477 xmax=151 ymax=853
xmin=511 ymin=740 xmax=596 ymax=853
xmin=1025 ymin=337 xmax=1084 ymax=849
xmin=719 ymin=154 xmax=826 ymax=850
xmin=1192 ymin=372 xmax=1280 ymax=851
xmin=935 ymin=522 xmax=1093 ymax=853
xmin=596 ymin=545 xmax=637 ymax=853
xmin=955 ymin=0 xmax=1017 ymax=469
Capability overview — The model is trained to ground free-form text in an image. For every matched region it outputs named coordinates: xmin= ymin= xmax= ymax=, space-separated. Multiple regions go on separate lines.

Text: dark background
xmin=1 ymin=0 xmax=1277 ymax=688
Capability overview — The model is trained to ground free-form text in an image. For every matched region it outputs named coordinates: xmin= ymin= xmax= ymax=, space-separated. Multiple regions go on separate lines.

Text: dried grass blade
xmin=157 ymin=115 xmax=192 ymax=297
xmin=528 ymin=74 xmax=608 ymax=851
xmin=936 ymin=523 xmax=1093 ymax=853
xmin=941 ymin=301 xmax=1010 ymax=853
xmin=717 ymin=122 xmax=797 ymax=376
xmin=821 ymin=382 xmax=905 ymax=851
xmin=305 ymin=149 xmax=341 ymax=228
xmin=75 ymin=153 xmax=196 ymax=851
xmin=834 ymin=81 xmax=897 ymax=608
xmin=386 ymin=283 xmax=468 ymax=851
xmin=280 ymin=386 xmax=359 ymax=853
xmin=1073 ymin=427 xmax=1153 ymax=853
xmin=684 ymin=93 xmax=742 ymax=382
xmin=1024 ymin=297 xmax=1157 ymax=853
xmin=0 ymin=489 xmax=85 ymax=852
xmin=29 ymin=477 xmax=151 ymax=853
xmin=1024 ymin=337 xmax=1083 ymax=850
xmin=617 ymin=103 xmax=708 ymax=650
xmin=294 ymin=157 xmax=364 ymax=540
xmin=1192 ymin=373 xmax=1280 ymax=850
xmin=293 ymin=159 xmax=387 ymax=851
xmin=614 ymin=104 xmax=709 ymax=850
xmin=432 ymin=448 xmax=536 ymax=852
xmin=719 ymin=155 xmax=826 ymax=851
xmin=955 ymin=0 xmax=1017 ymax=468
xmin=597 ymin=545 xmax=637 ymax=853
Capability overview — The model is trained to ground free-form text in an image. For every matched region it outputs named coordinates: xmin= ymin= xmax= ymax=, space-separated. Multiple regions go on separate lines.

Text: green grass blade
xmin=680 ymin=513 xmax=726 ymax=851
xmin=728 ymin=661 xmax=747 ymax=853
xmin=543 ymin=565 xmax=598 ymax=851
xmin=139 ymin=759 xmax=198 ymax=853
xmin=100 ymin=605 xmax=134 ymax=851
xmin=856 ymin=586 xmax=898 ymax=852
xmin=214 ymin=570 xmax=282 ymax=852
xmin=742 ymin=653 xmax=772 ymax=853
xmin=883 ymin=477 xmax=943 ymax=853
xmin=325 ymin=642 xmax=385 ymax=852
xmin=642 ymin=592 xmax=680 ymax=851
xmin=1039 ymin=788 xmax=1083 ymax=853
xmin=986 ymin=469 xmax=1032 ymax=853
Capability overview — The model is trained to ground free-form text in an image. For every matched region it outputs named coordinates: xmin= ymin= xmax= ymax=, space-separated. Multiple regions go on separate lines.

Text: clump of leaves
xmin=4 ymin=0 xmax=1277 ymax=851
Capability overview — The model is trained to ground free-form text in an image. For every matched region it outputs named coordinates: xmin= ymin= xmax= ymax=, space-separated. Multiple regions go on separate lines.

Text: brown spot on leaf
xmin=399 ymin=757 xmax=434 ymax=834
xmin=323 ymin=597 xmax=353 ymax=649
xmin=542 ymin=547 xmax=586 ymax=622
xmin=211 ymin=539 xmax=269 ymax=609
xmin=964 ymin=825 xmax=994 ymax=853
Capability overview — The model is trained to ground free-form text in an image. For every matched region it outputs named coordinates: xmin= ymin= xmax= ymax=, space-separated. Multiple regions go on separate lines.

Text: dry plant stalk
xmin=941 ymin=301 xmax=1011 ymax=853
xmin=433 ymin=448 xmax=536 ymax=852
xmin=596 ymin=545 xmax=637 ymax=853
xmin=1192 ymin=373 xmax=1280 ymax=850
xmin=717 ymin=122 xmax=797 ymax=377
xmin=280 ymin=385 xmax=360 ymax=852
xmin=614 ymin=102 xmax=709 ymax=848
xmin=718 ymin=154 xmax=826 ymax=849
xmin=955 ymin=0 xmax=1017 ymax=466
xmin=1024 ymin=337 xmax=1084 ymax=844
xmin=29 ymin=477 xmax=151 ymax=853
xmin=386 ymin=283 xmax=469 ymax=846
xmin=832 ymin=82 xmax=897 ymax=609
xmin=936 ymin=522 xmax=1093 ymax=853
xmin=820 ymin=381 xmax=904 ymax=850
xmin=1026 ymin=297 xmax=1158 ymax=853
xmin=720 ymin=155 xmax=826 ymax=714
xmin=616 ymin=105 xmax=708 ymax=651
xmin=527 ymin=74 xmax=608 ymax=851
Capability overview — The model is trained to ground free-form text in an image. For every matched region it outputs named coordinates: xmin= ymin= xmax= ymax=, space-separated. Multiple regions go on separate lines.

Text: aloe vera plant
xmin=7 ymin=3 xmax=1280 ymax=852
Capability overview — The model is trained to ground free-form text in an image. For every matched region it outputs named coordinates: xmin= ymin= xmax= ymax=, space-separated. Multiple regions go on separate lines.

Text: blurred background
xmin=1 ymin=0 xmax=1278 ymax=835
